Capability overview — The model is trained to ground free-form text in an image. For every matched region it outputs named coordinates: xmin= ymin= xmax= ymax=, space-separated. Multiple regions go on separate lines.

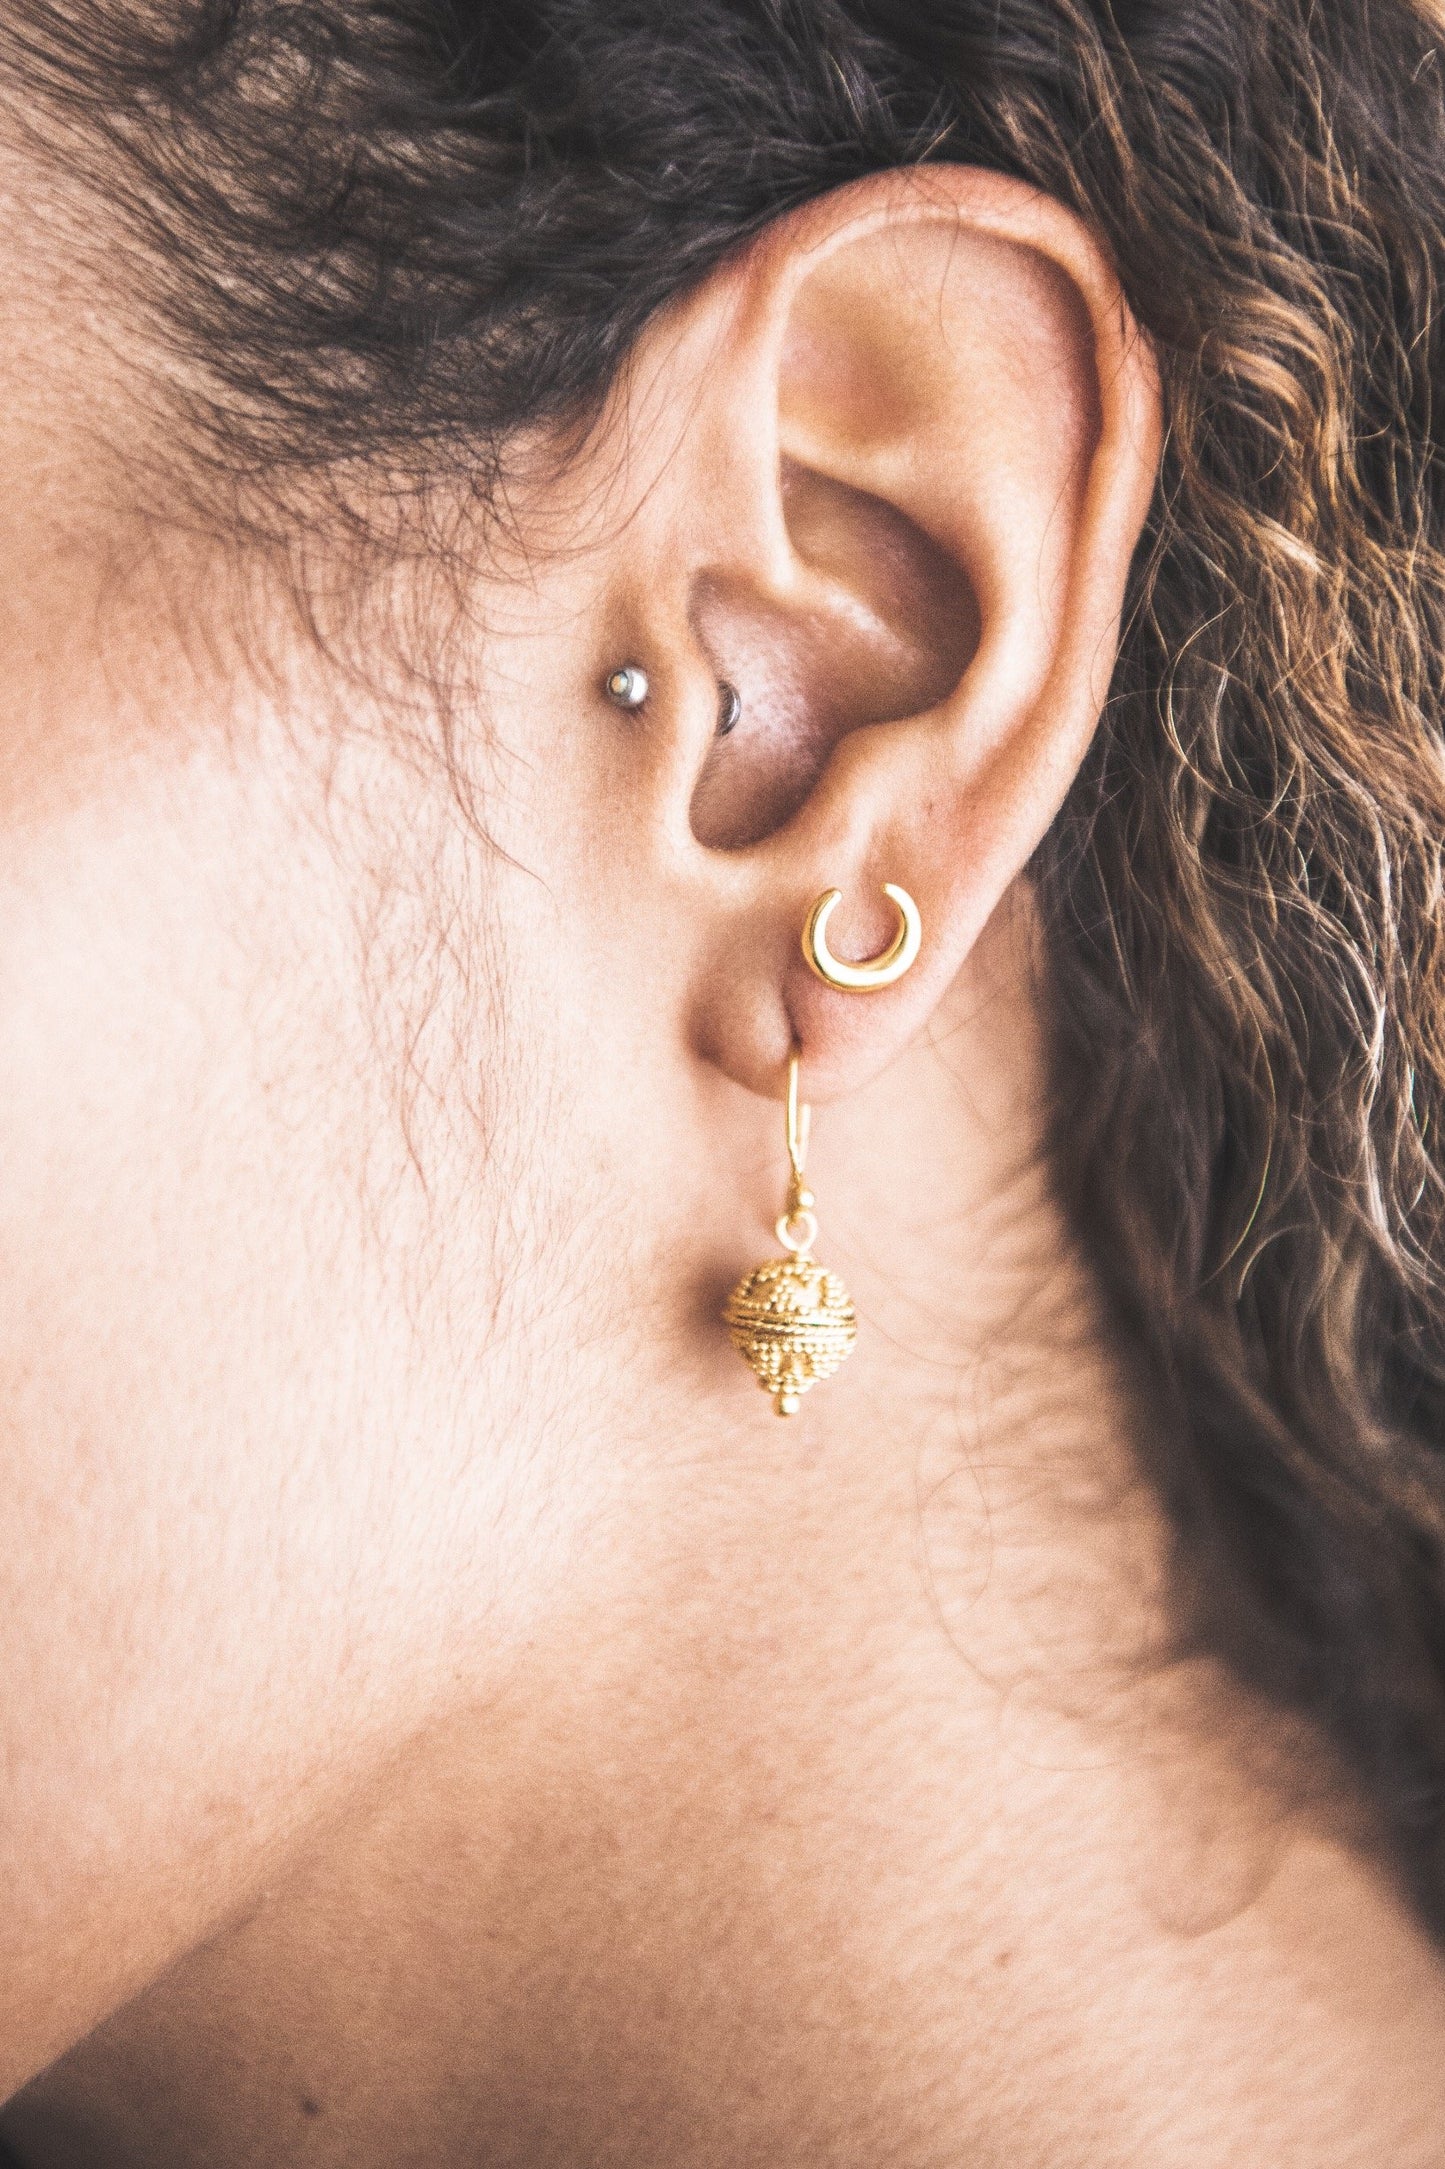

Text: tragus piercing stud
xmin=605 ymin=664 xmax=649 ymax=708
xmin=722 ymin=1047 xmax=858 ymax=1418
xmin=802 ymin=882 xmax=922 ymax=993
xmin=717 ymin=681 xmax=742 ymax=734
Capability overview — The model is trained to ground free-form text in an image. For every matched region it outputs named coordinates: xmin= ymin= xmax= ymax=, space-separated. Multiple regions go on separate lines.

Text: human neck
xmin=14 ymin=901 xmax=1445 ymax=2169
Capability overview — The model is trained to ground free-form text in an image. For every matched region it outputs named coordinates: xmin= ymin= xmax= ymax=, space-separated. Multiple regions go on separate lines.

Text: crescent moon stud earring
xmin=802 ymin=882 xmax=922 ymax=992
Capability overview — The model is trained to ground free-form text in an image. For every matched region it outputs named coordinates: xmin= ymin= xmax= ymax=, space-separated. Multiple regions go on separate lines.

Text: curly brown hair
xmin=9 ymin=0 xmax=1445 ymax=1928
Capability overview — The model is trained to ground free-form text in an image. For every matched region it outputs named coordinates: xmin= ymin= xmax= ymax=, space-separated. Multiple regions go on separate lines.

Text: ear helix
xmin=722 ymin=883 xmax=922 ymax=1417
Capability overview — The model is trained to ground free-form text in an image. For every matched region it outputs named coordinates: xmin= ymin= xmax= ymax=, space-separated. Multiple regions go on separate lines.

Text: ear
xmin=600 ymin=167 xmax=1161 ymax=1100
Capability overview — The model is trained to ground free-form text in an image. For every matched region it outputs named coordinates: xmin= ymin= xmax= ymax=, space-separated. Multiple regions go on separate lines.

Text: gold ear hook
xmin=784 ymin=1047 xmax=811 ymax=1194
xmin=776 ymin=1049 xmax=817 ymax=1257
xmin=802 ymin=883 xmax=922 ymax=992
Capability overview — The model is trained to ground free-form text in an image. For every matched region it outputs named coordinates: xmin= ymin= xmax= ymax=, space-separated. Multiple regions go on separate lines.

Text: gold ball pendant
xmin=722 ymin=1252 xmax=857 ymax=1417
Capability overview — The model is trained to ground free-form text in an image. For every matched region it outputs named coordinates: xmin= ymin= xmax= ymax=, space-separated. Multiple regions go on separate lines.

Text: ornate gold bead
xmin=722 ymin=1253 xmax=858 ymax=1417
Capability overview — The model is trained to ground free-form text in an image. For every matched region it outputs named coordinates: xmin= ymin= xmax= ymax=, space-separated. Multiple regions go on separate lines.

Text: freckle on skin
xmin=300 ymin=2096 xmax=323 ymax=2117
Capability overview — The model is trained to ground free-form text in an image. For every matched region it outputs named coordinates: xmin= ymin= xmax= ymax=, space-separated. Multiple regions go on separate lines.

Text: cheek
xmin=0 ymin=747 xmax=380 ymax=1525
xmin=0 ymin=749 xmax=406 ymax=1693
xmin=0 ymin=732 xmax=561 ymax=2039
xmin=0 ymin=708 xmax=651 ymax=1706
xmin=0 ymin=653 xmax=707 ymax=2082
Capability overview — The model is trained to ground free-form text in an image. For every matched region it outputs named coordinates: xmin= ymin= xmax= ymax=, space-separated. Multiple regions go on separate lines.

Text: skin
xmin=0 ymin=129 xmax=1442 ymax=2162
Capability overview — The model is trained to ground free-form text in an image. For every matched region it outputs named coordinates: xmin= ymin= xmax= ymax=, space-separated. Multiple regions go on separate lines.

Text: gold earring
xmin=722 ymin=1048 xmax=858 ymax=1417
xmin=802 ymin=882 xmax=921 ymax=991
